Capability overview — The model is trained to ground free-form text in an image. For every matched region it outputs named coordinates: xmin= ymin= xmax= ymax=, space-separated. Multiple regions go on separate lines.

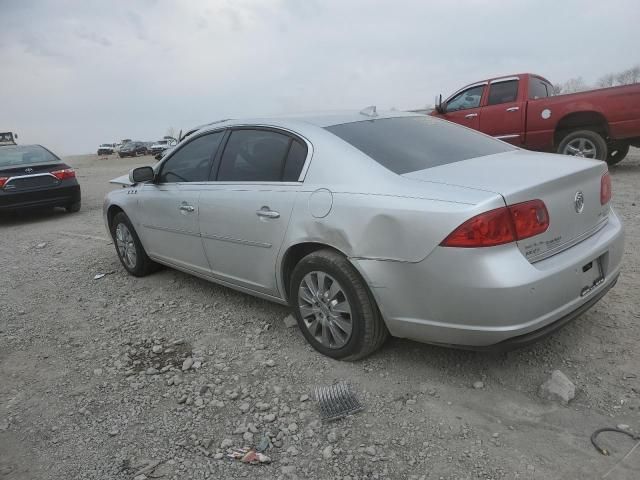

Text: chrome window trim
xmin=489 ymin=76 xmax=520 ymax=84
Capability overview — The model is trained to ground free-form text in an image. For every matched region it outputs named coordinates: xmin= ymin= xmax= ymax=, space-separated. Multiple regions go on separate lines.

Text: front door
xmin=199 ymin=128 xmax=309 ymax=296
xmin=137 ymin=130 xmax=225 ymax=274
xmin=440 ymin=83 xmax=485 ymax=131
xmin=480 ymin=78 xmax=523 ymax=145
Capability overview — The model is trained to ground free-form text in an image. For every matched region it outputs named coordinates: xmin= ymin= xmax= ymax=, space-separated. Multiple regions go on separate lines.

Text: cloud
xmin=0 ymin=0 xmax=639 ymax=155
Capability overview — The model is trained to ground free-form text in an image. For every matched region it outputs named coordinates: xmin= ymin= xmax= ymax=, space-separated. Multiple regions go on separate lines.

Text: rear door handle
xmin=256 ymin=207 xmax=280 ymax=219
xmin=464 ymin=113 xmax=478 ymax=119
xmin=506 ymin=107 xmax=519 ymax=112
xmin=179 ymin=204 xmax=195 ymax=213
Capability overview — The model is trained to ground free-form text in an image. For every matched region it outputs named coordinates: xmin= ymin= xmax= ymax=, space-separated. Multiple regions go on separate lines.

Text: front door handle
xmin=464 ymin=113 xmax=478 ymax=119
xmin=256 ymin=207 xmax=280 ymax=219
xmin=506 ymin=106 xmax=520 ymax=112
xmin=179 ymin=204 xmax=195 ymax=213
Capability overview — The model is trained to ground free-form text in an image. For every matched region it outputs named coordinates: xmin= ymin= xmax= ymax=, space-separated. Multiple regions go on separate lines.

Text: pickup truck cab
xmin=432 ymin=73 xmax=640 ymax=165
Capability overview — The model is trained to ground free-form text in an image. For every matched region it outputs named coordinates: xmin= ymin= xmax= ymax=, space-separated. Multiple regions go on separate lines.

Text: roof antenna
xmin=360 ymin=105 xmax=378 ymax=117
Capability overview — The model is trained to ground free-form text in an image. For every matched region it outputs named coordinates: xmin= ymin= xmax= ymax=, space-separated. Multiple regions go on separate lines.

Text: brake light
xmin=0 ymin=177 xmax=8 ymax=188
xmin=600 ymin=172 xmax=612 ymax=205
xmin=508 ymin=200 xmax=549 ymax=240
xmin=440 ymin=207 xmax=516 ymax=247
xmin=441 ymin=199 xmax=549 ymax=248
xmin=51 ymin=168 xmax=76 ymax=180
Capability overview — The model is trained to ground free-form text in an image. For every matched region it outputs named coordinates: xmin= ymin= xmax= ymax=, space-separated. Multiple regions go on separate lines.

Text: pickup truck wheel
xmin=557 ymin=130 xmax=607 ymax=161
xmin=606 ymin=143 xmax=629 ymax=166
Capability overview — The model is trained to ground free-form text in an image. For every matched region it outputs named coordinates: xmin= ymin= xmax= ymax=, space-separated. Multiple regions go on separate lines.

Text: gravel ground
xmin=1 ymin=150 xmax=639 ymax=480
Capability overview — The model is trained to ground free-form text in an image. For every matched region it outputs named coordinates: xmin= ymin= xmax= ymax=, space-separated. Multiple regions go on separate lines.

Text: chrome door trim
xmin=494 ymin=134 xmax=520 ymax=140
xmin=142 ymin=223 xmax=200 ymax=237
xmin=464 ymin=113 xmax=478 ymax=119
xmin=506 ymin=107 xmax=520 ymax=112
xmin=200 ymin=232 xmax=272 ymax=248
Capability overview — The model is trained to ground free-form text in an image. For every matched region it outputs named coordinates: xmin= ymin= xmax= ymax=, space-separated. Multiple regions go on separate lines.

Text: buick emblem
xmin=25 ymin=167 xmax=34 ymax=173
xmin=574 ymin=191 xmax=584 ymax=213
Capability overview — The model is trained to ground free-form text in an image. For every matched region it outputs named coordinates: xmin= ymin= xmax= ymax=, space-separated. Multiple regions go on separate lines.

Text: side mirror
xmin=129 ymin=166 xmax=155 ymax=184
xmin=434 ymin=94 xmax=445 ymax=114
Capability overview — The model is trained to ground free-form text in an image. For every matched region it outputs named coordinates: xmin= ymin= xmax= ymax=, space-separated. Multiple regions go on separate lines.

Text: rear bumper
xmin=353 ymin=208 xmax=624 ymax=348
xmin=0 ymin=183 xmax=81 ymax=211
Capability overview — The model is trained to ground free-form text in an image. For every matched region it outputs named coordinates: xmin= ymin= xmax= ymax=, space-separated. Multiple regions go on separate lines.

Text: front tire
xmin=607 ymin=143 xmax=629 ymax=166
xmin=557 ymin=130 xmax=607 ymax=160
xmin=289 ymin=249 xmax=388 ymax=360
xmin=110 ymin=212 xmax=158 ymax=277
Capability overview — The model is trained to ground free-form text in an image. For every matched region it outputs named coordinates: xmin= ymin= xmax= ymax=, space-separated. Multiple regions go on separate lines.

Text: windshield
xmin=325 ymin=116 xmax=515 ymax=174
xmin=0 ymin=145 xmax=61 ymax=168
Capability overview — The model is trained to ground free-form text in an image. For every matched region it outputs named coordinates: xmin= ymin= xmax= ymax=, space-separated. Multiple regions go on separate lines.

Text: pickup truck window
xmin=487 ymin=80 xmax=519 ymax=105
xmin=445 ymin=85 xmax=484 ymax=112
xmin=326 ymin=116 xmax=514 ymax=175
xmin=529 ymin=78 xmax=551 ymax=99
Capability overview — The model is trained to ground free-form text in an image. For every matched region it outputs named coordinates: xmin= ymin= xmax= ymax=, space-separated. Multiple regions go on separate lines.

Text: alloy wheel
xmin=563 ymin=138 xmax=597 ymax=158
xmin=298 ymin=271 xmax=353 ymax=349
xmin=115 ymin=223 xmax=137 ymax=269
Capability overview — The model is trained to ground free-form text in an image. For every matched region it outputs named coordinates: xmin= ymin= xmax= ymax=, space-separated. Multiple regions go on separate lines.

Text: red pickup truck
xmin=431 ymin=73 xmax=640 ymax=165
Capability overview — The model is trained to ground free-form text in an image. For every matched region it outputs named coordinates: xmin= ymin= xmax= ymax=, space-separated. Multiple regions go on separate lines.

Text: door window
xmin=158 ymin=131 xmax=224 ymax=183
xmin=529 ymin=78 xmax=550 ymax=99
xmin=282 ymin=139 xmax=308 ymax=181
xmin=445 ymin=85 xmax=484 ymax=112
xmin=217 ymin=129 xmax=293 ymax=182
xmin=487 ymin=80 xmax=519 ymax=105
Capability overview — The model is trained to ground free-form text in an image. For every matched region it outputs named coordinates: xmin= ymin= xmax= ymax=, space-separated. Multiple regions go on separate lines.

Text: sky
xmin=1 ymin=0 xmax=639 ymax=155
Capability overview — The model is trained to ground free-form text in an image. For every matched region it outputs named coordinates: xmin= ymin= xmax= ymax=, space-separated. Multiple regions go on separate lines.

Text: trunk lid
xmin=403 ymin=150 xmax=609 ymax=262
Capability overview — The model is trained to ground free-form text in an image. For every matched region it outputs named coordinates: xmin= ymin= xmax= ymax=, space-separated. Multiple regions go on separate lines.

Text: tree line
xmin=554 ymin=64 xmax=640 ymax=94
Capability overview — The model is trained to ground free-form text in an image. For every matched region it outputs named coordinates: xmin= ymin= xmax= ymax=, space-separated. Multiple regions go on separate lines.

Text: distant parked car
xmin=1 ymin=144 xmax=81 ymax=212
xmin=118 ymin=142 xmax=147 ymax=158
xmin=97 ymin=143 xmax=115 ymax=155
xmin=149 ymin=139 xmax=177 ymax=156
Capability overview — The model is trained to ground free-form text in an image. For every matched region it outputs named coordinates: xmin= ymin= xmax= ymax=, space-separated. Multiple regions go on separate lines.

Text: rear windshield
xmin=325 ymin=116 xmax=514 ymax=174
xmin=0 ymin=145 xmax=60 ymax=168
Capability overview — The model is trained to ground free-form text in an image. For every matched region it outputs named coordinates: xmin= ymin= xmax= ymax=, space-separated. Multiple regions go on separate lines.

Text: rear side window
xmin=217 ymin=130 xmax=292 ymax=182
xmin=529 ymin=79 xmax=549 ymax=99
xmin=325 ymin=116 xmax=514 ymax=175
xmin=488 ymin=80 xmax=519 ymax=105
xmin=283 ymin=139 xmax=308 ymax=181
xmin=158 ymin=131 xmax=223 ymax=183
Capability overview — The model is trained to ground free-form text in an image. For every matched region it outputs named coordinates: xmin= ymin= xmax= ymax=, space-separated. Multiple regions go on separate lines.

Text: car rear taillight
xmin=600 ymin=172 xmax=612 ymax=205
xmin=508 ymin=200 xmax=549 ymax=240
xmin=51 ymin=168 xmax=76 ymax=180
xmin=0 ymin=177 xmax=8 ymax=188
xmin=441 ymin=199 xmax=549 ymax=248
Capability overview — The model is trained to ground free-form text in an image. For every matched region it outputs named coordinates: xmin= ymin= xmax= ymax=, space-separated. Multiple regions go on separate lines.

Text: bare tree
xmin=596 ymin=73 xmax=616 ymax=88
xmin=560 ymin=77 xmax=589 ymax=94
xmin=165 ymin=127 xmax=177 ymax=139
xmin=552 ymin=83 xmax=563 ymax=95
xmin=615 ymin=65 xmax=640 ymax=85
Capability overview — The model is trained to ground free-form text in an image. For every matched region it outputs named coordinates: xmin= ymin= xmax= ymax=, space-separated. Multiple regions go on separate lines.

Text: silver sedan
xmin=103 ymin=111 xmax=624 ymax=360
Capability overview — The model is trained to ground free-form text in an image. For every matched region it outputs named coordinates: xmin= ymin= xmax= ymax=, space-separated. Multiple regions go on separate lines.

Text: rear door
xmin=198 ymin=128 xmax=309 ymax=296
xmin=137 ymin=131 xmax=225 ymax=275
xmin=440 ymin=83 xmax=485 ymax=131
xmin=480 ymin=78 xmax=524 ymax=144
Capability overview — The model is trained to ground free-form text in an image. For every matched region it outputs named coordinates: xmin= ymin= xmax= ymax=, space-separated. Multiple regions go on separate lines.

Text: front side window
xmin=446 ymin=85 xmax=484 ymax=112
xmin=217 ymin=129 xmax=291 ymax=182
xmin=158 ymin=131 xmax=224 ymax=183
xmin=488 ymin=80 xmax=519 ymax=105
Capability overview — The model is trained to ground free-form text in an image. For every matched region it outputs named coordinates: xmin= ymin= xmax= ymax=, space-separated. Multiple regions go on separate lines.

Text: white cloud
xmin=1 ymin=0 xmax=638 ymax=154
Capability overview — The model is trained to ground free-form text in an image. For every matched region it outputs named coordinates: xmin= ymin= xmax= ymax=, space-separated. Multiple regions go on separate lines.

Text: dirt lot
xmin=1 ymin=150 xmax=639 ymax=480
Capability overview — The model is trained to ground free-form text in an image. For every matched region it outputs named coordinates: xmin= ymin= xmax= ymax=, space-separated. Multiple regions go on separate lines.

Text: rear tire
xmin=607 ymin=143 xmax=629 ymax=166
xmin=65 ymin=200 xmax=81 ymax=213
xmin=110 ymin=212 xmax=159 ymax=277
xmin=289 ymin=249 xmax=388 ymax=361
xmin=557 ymin=130 xmax=608 ymax=161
